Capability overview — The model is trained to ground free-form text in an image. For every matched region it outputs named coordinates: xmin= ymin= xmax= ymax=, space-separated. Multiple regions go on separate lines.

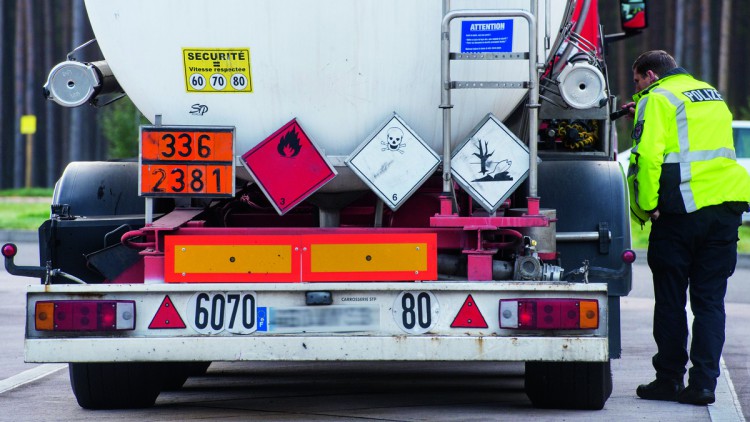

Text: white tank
xmin=85 ymin=0 xmax=566 ymax=181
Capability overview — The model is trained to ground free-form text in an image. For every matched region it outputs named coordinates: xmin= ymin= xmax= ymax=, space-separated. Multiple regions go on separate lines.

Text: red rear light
xmin=499 ymin=298 xmax=599 ymax=330
xmin=2 ymin=243 xmax=17 ymax=258
xmin=35 ymin=300 xmax=135 ymax=332
xmin=99 ymin=303 xmax=117 ymax=329
xmin=518 ymin=301 xmax=535 ymax=327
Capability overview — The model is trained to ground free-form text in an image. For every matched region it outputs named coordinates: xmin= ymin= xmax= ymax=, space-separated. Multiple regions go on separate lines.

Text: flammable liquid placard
xmin=241 ymin=119 xmax=337 ymax=215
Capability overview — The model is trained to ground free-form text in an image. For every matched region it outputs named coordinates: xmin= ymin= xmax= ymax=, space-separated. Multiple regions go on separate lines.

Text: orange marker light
xmin=579 ymin=300 xmax=599 ymax=329
xmin=35 ymin=302 xmax=55 ymax=331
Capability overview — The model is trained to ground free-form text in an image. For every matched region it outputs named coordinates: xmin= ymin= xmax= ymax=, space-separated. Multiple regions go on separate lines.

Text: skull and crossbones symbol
xmin=381 ymin=127 xmax=406 ymax=153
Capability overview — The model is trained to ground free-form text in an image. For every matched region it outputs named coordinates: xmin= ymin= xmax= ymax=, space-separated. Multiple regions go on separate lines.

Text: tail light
xmin=35 ymin=300 xmax=135 ymax=332
xmin=499 ymin=299 xmax=599 ymax=330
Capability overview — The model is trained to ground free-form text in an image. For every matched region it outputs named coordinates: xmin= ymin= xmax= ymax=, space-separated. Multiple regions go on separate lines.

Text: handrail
xmin=440 ymin=9 xmax=540 ymax=198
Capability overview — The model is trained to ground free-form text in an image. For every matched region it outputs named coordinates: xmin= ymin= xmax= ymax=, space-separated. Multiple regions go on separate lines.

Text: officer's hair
xmin=632 ymin=50 xmax=677 ymax=77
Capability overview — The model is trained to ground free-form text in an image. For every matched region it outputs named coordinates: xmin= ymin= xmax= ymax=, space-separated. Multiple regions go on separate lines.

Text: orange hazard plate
xmin=140 ymin=163 xmax=233 ymax=196
xmin=140 ymin=126 xmax=235 ymax=197
xmin=141 ymin=127 xmax=233 ymax=162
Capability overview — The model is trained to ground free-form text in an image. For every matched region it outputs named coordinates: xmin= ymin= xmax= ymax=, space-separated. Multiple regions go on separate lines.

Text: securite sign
xmin=183 ymin=48 xmax=252 ymax=93
xmin=461 ymin=19 xmax=514 ymax=53
xmin=241 ymin=119 xmax=337 ymax=215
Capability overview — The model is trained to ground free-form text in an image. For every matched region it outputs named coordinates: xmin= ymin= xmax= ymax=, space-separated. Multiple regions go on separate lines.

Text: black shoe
xmin=677 ymin=386 xmax=715 ymax=405
xmin=636 ymin=379 xmax=685 ymax=401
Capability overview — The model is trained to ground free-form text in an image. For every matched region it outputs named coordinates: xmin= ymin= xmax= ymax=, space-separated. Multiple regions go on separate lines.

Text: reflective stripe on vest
xmin=664 ymin=148 xmax=737 ymax=163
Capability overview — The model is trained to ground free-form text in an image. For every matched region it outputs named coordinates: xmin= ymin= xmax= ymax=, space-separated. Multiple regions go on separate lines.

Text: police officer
xmin=623 ymin=50 xmax=750 ymax=405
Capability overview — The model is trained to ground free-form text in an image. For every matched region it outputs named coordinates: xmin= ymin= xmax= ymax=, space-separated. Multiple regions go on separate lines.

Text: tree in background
xmin=101 ymin=98 xmax=147 ymax=160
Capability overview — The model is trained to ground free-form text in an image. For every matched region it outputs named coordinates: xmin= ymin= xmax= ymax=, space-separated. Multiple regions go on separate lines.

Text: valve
xmin=42 ymin=39 xmax=123 ymax=108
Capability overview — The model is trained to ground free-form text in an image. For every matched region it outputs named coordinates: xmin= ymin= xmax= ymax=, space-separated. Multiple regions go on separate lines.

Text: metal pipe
xmin=551 ymin=0 xmax=592 ymax=77
xmin=545 ymin=0 xmax=551 ymax=52
xmin=527 ymin=6 xmax=540 ymax=200
xmin=440 ymin=9 xmax=538 ymax=196
xmin=440 ymin=4 xmax=452 ymax=193
xmin=556 ymin=231 xmax=611 ymax=242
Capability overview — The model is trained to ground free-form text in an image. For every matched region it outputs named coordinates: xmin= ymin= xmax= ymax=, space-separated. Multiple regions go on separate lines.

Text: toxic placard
xmin=346 ymin=113 xmax=440 ymax=211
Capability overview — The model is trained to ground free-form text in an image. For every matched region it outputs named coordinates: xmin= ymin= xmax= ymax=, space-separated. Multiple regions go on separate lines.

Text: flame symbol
xmin=277 ymin=129 xmax=302 ymax=158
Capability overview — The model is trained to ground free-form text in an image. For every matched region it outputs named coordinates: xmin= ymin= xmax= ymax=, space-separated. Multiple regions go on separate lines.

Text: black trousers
xmin=647 ymin=203 xmax=741 ymax=391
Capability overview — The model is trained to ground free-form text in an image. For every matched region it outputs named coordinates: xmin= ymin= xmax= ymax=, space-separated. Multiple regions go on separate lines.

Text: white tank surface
xmin=85 ymin=0 xmax=566 ymax=160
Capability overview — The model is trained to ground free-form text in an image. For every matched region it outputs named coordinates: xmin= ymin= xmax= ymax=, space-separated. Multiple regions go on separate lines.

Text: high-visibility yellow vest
xmin=627 ymin=68 xmax=750 ymax=225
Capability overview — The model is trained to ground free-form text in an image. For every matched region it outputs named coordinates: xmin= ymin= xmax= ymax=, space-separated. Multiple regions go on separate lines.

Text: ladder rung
xmin=449 ymin=52 xmax=529 ymax=61
xmin=448 ymin=81 xmax=528 ymax=89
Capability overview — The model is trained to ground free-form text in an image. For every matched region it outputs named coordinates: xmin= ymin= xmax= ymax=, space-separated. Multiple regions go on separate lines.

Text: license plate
xmin=257 ymin=305 xmax=380 ymax=333
xmin=187 ymin=291 xmax=258 ymax=335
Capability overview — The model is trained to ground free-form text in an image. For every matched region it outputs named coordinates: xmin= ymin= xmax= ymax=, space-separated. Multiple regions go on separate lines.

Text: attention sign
xmin=140 ymin=125 xmax=235 ymax=197
xmin=461 ymin=19 xmax=514 ymax=53
xmin=183 ymin=48 xmax=252 ymax=93
xmin=241 ymin=119 xmax=337 ymax=215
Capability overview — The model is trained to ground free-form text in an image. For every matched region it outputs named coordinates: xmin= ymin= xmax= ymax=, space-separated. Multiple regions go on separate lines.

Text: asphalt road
xmin=0 ymin=240 xmax=747 ymax=421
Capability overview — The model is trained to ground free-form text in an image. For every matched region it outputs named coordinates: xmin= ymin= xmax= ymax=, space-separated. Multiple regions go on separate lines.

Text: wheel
xmin=524 ymin=360 xmax=613 ymax=410
xmin=69 ymin=362 xmax=162 ymax=409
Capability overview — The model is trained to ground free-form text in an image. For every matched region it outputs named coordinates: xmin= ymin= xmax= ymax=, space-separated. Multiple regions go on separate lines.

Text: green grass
xmin=0 ymin=188 xmax=54 ymax=197
xmin=0 ymin=189 xmax=52 ymax=230
xmin=0 ymin=201 xmax=50 ymax=230
xmin=631 ymin=221 xmax=750 ymax=254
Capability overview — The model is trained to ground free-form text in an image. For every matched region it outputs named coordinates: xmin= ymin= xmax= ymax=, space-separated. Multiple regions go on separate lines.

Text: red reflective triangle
xmin=450 ymin=295 xmax=488 ymax=328
xmin=149 ymin=295 xmax=186 ymax=329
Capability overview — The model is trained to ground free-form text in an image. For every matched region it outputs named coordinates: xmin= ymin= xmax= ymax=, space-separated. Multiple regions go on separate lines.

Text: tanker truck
xmin=3 ymin=0 xmax=647 ymax=410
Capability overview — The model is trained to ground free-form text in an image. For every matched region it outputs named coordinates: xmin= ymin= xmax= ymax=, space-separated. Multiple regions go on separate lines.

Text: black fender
xmin=39 ymin=161 xmax=173 ymax=283
xmin=537 ymin=159 xmax=632 ymax=295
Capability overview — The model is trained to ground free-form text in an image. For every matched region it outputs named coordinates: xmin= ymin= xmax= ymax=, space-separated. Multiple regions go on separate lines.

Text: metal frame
xmin=440 ymin=8 xmax=539 ymax=198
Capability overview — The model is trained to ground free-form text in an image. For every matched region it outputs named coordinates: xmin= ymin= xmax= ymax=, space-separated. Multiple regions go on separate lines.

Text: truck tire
xmin=524 ymin=360 xmax=612 ymax=410
xmin=69 ymin=362 xmax=162 ymax=409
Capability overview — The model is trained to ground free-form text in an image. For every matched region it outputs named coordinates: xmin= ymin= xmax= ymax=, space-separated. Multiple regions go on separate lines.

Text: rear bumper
xmin=24 ymin=281 xmax=609 ymax=363
xmin=26 ymin=336 xmax=608 ymax=362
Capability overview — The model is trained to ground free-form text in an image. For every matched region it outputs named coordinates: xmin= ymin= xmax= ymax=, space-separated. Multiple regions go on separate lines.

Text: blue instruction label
xmin=461 ymin=19 xmax=514 ymax=53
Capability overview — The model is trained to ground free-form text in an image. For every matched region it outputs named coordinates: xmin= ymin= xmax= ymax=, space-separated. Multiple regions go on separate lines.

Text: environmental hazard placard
xmin=183 ymin=48 xmax=252 ymax=93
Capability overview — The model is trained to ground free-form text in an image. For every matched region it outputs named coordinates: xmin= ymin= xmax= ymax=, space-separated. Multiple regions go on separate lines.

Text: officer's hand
xmin=622 ymin=102 xmax=636 ymax=119
xmin=649 ymin=209 xmax=660 ymax=221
